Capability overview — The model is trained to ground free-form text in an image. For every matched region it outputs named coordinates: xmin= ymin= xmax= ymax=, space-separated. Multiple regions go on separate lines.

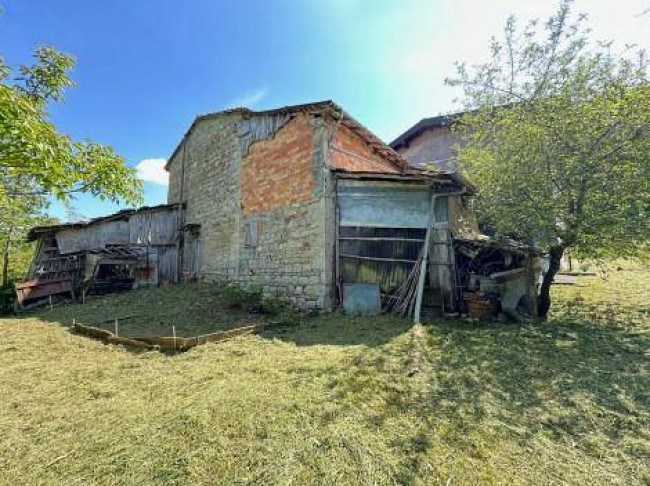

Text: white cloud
xmin=136 ymin=158 xmax=169 ymax=185
xmin=227 ymin=87 xmax=268 ymax=108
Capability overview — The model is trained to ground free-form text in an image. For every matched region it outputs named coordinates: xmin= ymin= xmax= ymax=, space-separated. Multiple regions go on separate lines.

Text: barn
xmin=20 ymin=204 xmax=179 ymax=306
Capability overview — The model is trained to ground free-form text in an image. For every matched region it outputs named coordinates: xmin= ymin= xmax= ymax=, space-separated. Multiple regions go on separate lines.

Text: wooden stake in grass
xmin=172 ymin=325 xmax=177 ymax=351
xmin=49 ymin=295 xmax=53 ymax=310
xmin=114 ymin=318 xmax=119 ymax=337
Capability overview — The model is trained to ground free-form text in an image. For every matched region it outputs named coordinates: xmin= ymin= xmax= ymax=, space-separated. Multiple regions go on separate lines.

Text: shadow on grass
xmin=260 ymin=312 xmax=414 ymax=348
xmin=14 ymin=283 xmax=267 ymax=348
xmin=330 ymin=315 xmax=650 ymax=481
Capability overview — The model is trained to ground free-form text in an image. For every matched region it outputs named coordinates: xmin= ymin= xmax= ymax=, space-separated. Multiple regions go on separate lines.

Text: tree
xmin=0 ymin=183 xmax=55 ymax=286
xmin=1 ymin=47 xmax=143 ymax=203
xmin=0 ymin=47 xmax=143 ymax=283
xmin=447 ymin=1 xmax=650 ymax=318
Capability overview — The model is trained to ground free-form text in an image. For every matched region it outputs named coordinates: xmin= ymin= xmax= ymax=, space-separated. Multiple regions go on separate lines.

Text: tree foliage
xmin=446 ymin=1 xmax=650 ymax=317
xmin=0 ymin=47 xmax=143 ymax=204
xmin=0 ymin=47 xmax=143 ymax=284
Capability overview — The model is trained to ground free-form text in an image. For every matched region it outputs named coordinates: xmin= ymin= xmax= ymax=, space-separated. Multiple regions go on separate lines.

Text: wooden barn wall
xmin=339 ymin=226 xmax=426 ymax=294
xmin=128 ymin=210 xmax=177 ymax=245
xmin=56 ymin=221 xmax=129 ymax=254
xmin=156 ymin=246 xmax=178 ymax=284
xmin=49 ymin=208 xmax=179 ymax=285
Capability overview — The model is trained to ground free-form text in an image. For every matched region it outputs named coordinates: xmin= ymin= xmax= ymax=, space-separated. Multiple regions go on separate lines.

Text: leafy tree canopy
xmin=447 ymin=0 xmax=650 ymax=317
xmin=0 ymin=47 xmax=143 ymax=285
xmin=0 ymin=47 xmax=142 ymax=204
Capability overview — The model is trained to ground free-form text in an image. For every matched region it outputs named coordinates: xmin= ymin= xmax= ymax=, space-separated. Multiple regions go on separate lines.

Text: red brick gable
xmin=240 ymin=114 xmax=316 ymax=216
xmin=330 ymin=123 xmax=401 ymax=174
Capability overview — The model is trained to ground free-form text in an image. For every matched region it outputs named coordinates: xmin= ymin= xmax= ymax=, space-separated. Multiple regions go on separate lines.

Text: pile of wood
xmin=463 ymin=292 xmax=498 ymax=320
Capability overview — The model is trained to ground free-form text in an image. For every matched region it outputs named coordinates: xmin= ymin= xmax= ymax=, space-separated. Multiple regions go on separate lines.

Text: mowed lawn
xmin=1 ymin=266 xmax=648 ymax=485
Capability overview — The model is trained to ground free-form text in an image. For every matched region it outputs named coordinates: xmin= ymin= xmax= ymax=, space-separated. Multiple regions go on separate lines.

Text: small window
xmin=245 ymin=220 xmax=263 ymax=248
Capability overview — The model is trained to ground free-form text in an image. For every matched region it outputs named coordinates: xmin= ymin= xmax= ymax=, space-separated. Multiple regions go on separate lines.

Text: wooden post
xmin=172 ymin=325 xmax=177 ymax=351
xmin=114 ymin=318 xmax=119 ymax=337
xmin=414 ymin=194 xmax=437 ymax=323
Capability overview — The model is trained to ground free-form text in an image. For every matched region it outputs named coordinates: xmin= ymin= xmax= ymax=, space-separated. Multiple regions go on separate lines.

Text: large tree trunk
xmin=537 ymin=245 xmax=564 ymax=319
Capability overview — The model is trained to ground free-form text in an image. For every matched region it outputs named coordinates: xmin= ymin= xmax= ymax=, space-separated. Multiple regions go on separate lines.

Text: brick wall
xmin=330 ymin=124 xmax=400 ymax=173
xmin=241 ymin=115 xmax=316 ymax=216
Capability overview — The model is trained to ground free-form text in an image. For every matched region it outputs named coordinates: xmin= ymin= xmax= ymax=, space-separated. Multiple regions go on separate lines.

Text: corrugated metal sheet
xmin=338 ymin=182 xmax=429 ymax=228
xmin=338 ymin=181 xmax=448 ymax=228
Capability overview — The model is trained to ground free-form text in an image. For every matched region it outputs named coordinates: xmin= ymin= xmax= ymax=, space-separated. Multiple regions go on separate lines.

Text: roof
xmin=27 ymin=203 xmax=179 ymax=241
xmin=332 ymin=168 xmax=476 ymax=195
xmin=390 ymin=110 xmax=466 ymax=150
xmin=166 ymin=100 xmax=410 ymax=172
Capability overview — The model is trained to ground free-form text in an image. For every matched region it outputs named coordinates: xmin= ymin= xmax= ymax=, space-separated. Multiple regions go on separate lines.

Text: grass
xmin=32 ymin=283 xmax=267 ymax=337
xmin=0 ymin=264 xmax=648 ymax=485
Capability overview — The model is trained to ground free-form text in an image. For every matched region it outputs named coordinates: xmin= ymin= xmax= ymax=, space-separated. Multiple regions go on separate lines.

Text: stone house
xmin=390 ymin=112 xmax=465 ymax=172
xmin=166 ymin=101 xmax=475 ymax=312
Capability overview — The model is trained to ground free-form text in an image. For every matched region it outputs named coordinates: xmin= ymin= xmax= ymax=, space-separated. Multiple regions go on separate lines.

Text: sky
xmin=2 ymin=0 xmax=648 ymax=220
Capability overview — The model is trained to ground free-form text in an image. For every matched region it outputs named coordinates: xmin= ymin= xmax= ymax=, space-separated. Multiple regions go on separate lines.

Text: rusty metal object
xmin=15 ymin=277 xmax=74 ymax=306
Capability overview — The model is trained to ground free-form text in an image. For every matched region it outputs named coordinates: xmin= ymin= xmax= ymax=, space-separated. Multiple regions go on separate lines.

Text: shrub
xmin=261 ymin=295 xmax=288 ymax=316
xmin=221 ymin=284 xmax=263 ymax=312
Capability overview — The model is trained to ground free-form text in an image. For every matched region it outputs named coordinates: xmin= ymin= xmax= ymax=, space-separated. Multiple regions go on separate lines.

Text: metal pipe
xmin=413 ymin=193 xmax=437 ymax=323
xmin=413 ymin=188 xmax=467 ymax=323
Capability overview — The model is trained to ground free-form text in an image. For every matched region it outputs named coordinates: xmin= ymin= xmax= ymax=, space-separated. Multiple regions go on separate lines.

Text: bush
xmin=221 ymin=284 xmax=263 ymax=312
xmin=277 ymin=309 xmax=300 ymax=327
xmin=261 ymin=295 xmax=287 ymax=316
xmin=0 ymin=282 xmax=17 ymax=315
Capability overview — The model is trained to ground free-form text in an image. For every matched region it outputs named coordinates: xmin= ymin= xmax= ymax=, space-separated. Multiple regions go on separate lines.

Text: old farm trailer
xmin=19 ymin=204 xmax=180 ymax=307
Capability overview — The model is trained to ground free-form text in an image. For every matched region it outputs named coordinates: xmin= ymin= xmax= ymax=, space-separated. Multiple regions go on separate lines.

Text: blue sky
xmin=2 ymin=0 xmax=648 ymax=220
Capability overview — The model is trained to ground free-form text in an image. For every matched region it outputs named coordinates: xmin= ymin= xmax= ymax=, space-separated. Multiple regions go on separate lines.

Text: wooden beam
xmin=338 ymin=237 xmax=425 ymax=243
xmin=339 ymin=254 xmax=417 ymax=264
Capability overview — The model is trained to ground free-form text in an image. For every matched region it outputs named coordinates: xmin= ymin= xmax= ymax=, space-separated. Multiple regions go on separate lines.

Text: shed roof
xmin=27 ymin=203 xmax=179 ymax=241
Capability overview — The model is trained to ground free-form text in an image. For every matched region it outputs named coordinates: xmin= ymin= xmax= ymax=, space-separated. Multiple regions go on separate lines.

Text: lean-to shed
xmin=20 ymin=204 xmax=179 ymax=305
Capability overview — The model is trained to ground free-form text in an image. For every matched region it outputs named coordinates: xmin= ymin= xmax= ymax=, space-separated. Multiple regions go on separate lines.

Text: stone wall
xmin=167 ymin=112 xmax=335 ymax=311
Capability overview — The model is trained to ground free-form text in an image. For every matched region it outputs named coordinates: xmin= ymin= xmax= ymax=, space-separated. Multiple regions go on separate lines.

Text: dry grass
xmin=31 ymin=283 xmax=265 ymax=337
xmin=0 ymin=265 xmax=648 ymax=485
